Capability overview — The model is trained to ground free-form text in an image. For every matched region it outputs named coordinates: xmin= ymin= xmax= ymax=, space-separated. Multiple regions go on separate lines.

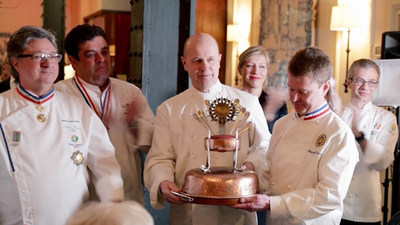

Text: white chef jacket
xmin=261 ymin=102 xmax=359 ymax=225
xmin=341 ymin=102 xmax=398 ymax=222
xmin=144 ymin=81 xmax=271 ymax=225
xmin=0 ymin=86 xmax=123 ymax=225
xmin=55 ymin=76 xmax=155 ymax=204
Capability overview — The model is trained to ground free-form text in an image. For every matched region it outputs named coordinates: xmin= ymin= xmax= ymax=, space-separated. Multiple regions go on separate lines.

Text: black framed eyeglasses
xmin=17 ymin=53 xmax=62 ymax=63
xmin=350 ymin=78 xmax=378 ymax=87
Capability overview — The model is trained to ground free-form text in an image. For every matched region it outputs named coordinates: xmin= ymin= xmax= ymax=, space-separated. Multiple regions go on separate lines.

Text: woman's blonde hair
xmin=238 ymin=46 xmax=270 ymax=70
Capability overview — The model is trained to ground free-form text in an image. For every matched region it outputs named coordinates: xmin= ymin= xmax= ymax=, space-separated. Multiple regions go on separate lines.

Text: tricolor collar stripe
xmin=73 ymin=76 xmax=112 ymax=129
xmin=100 ymin=85 xmax=111 ymax=119
xmin=17 ymin=85 xmax=54 ymax=105
xmin=73 ymin=76 xmax=101 ymax=117
xmin=304 ymin=107 xmax=330 ymax=120
xmin=73 ymin=78 xmax=91 ymax=107
xmin=304 ymin=102 xmax=330 ymax=120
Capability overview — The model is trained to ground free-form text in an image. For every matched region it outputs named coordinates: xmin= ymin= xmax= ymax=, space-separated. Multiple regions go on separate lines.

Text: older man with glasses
xmin=340 ymin=59 xmax=398 ymax=225
xmin=0 ymin=25 xmax=123 ymax=225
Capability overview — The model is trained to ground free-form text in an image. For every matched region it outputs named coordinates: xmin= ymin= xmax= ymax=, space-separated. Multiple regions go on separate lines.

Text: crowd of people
xmin=0 ymin=24 xmax=397 ymax=225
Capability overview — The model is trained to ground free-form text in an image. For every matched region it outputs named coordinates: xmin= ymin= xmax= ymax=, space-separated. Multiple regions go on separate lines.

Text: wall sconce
xmin=227 ymin=24 xmax=248 ymax=86
xmin=330 ymin=4 xmax=360 ymax=93
xmin=109 ymin=44 xmax=116 ymax=56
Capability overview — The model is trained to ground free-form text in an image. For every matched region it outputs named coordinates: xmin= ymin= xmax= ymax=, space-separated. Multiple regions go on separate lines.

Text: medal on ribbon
xmin=71 ymin=151 xmax=84 ymax=166
xmin=17 ymin=85 xmax=54 ymax=123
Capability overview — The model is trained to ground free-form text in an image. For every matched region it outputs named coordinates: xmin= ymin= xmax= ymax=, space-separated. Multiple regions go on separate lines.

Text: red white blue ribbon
xmin=17 ymin=84 xmax=54 ymax=105
xmin=304 ymin=102 xmax=330 ymax=121
xmin=73 ymin=76 xmax=111 ymax=129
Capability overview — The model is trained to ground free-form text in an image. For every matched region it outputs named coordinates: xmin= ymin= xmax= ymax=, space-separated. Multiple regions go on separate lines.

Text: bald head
xmin=183 ymin=33 xmax=220 ymax=57
xmin=181 ymin=33 xmax=221 ymax=92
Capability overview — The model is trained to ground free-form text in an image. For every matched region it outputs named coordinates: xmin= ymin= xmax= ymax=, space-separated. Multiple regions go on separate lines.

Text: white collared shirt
xmin=341 ymin=102 xmax=398 ymax=222
xmin=262 ymin=103 xmax=359 ymax=225
xmin=0 ymin=88 xmax=123 ymax=225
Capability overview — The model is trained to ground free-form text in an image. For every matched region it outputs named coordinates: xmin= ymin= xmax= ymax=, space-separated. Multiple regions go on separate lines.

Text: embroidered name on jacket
xmin=308 ymin=149 xmax=323 ymax=155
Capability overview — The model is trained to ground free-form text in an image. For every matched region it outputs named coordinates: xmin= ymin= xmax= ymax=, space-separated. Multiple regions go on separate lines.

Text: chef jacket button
xmin=271 ymin=181 xmax=275 ymax=186
xmin=192 ymin=155 xmax=197 ymax=159
xmin=287 ymin=185 xmax=292 ymax=189
xmin=275 ymin=158 xmax=279 ymax=162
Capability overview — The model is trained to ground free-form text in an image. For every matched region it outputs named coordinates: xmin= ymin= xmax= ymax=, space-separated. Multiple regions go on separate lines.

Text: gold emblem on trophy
xmin=172 ymin=97 xmax=257 ymax=205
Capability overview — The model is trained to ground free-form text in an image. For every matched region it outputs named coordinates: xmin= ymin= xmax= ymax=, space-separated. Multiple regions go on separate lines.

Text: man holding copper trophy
xmin=144 ymin=33 xmax=271 ymax=225
xmin=234 ymin=47 xmax=359 ymax=225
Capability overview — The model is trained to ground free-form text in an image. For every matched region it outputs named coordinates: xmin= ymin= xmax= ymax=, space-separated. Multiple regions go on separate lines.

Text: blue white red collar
xmin=17 ymin=84 xmax=54 ymax=105
xmin=302 ymin=102 xmax=330 ymax=120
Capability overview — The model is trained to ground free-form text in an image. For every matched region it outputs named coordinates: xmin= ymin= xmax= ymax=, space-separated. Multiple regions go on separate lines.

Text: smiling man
xmin=55 ymin=24 xmax=154 ymax=204
xmin=0 ymin=25 xmax=123 ymax=225
xmin=144 ymin=33 xmax=270 ymax=225
xmin=234 ymin=47 xmax=359 ymax=225
xmin=340 ymin=59 xmax=398 ymax=225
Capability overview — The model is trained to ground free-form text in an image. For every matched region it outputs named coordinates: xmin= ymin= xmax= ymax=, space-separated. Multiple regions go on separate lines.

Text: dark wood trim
xmin=84 ymin=10 xmax=130 ymax=23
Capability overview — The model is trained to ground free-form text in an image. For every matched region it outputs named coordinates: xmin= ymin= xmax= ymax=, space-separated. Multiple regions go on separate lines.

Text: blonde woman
xmin=238 ymin=46 xmax=288 ymax=133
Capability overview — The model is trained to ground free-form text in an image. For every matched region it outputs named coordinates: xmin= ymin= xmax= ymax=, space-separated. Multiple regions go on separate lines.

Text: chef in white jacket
xmin=0 ymin=25 xmax=123 ymax=225
xmin=340 ymin=59 xmax=398 ymax=225
xmin=144 ymin=33 xmax=271 ymax=225
xmin=55 ymin=24 xmax=155 ymax=204
xmin=234 ymin=47 xmax=359 ymax=225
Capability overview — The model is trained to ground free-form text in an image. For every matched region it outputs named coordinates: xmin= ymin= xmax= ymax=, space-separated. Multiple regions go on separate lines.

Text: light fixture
xmin=109 ymin=44 xmax=116 ymax=56
xmin=227 ymin=24 xmax=248 ymax=86
xmin=227 ymin=24 xmax=248 ymax=42
xmin=330 ymin=4 xmax=360 ymax=93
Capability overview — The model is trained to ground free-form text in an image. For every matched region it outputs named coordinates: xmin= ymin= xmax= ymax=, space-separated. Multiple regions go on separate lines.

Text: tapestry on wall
xmin=0 ymin=32 xmax=11 ymax=69
xmin=259 ymin=0 xmax=317 ymax=88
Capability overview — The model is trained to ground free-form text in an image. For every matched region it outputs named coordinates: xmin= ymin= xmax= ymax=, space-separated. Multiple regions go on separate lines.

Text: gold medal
xmin=37 ymin=113 xmax=46 ymax=123
xmin=36 ymin=105 xmax=45 ymax=111
xmin=71 ymin=151 xmax=84 ymax=166
xmin=315 ymin=134 xmax=327 ymax=147
xmin=35 ymin=104 xmax=47 ymax=123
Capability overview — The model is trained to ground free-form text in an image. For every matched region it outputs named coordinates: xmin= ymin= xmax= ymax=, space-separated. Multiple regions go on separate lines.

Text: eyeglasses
xmin=351 ymin=78 xmax=378 ymax=87
xmin=17 ymin=53 xmax=62 ymax=63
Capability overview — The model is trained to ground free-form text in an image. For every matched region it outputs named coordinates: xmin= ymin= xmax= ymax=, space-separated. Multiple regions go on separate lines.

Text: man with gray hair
xmin=0 ymin=25 xmax=123 ymax=225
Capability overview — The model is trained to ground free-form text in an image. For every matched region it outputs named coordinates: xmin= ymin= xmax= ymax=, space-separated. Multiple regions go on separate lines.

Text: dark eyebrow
xmin=84 ymin=50 xmax=96 ymax=54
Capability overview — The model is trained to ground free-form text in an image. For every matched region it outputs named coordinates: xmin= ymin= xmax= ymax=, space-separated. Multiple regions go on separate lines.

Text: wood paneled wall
xmin=84 ymin=10 xmax=131 ymax=78
xmin=196 ymin=0 xmax=227 ymax=84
